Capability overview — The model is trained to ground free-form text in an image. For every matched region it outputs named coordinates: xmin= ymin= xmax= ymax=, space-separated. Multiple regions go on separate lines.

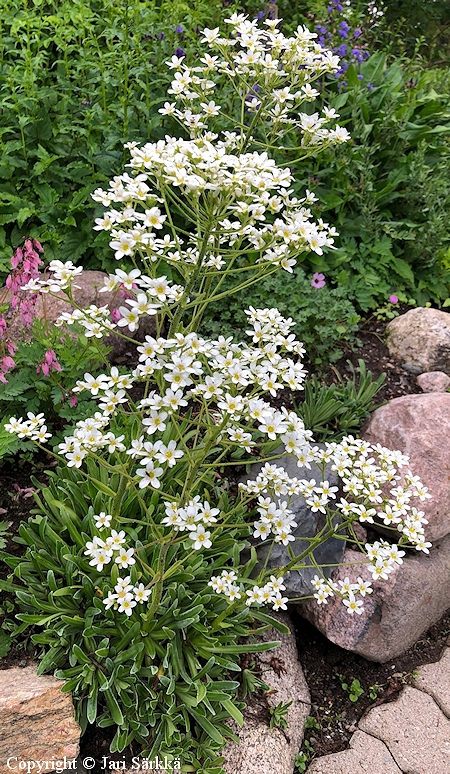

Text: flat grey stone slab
xmin=414 ymin=646 xmax=450 ymax=718
xmin=306 ymin=729 xmax=402 ymax=773
xmin=359 ymin=685 xmax=450 ymax=774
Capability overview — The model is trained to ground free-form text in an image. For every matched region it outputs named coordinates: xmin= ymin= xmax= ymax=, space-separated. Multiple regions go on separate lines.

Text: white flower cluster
xmin=84 ymin=529 xmax=135 ymax=572
xmin=50 ymin=306 xmax=310 ymax=480
xmin=92 ymin=142 xmax=337 ymax=269
xmin=208 ymin=571 xmax=288 ymax=611
xmin=208 ymin=570 xmax=242 ymax=601
xmin=326 ymin=436 xmax=432 ymax=549
xmin=311 ymin=536 xmax=411 ymax=614
xmin=102 ymin=577 xmax=152 ymax=617
xmin=83 ymin=514 xmax=151 ymax=616
xmin=161 ymin=14 xmax=349 ymax=146
xmin=162 ymin=497 xmax=219 ymax=551
xmin=312 ymin=574 xmax=373 ymax=615
xmin=21 ymin=260 xmax=83 ymax=293
xmin=55 ymin=304 xmax=116 ymax=338
xmin=5 ymin=412 xmax=51 ymax=443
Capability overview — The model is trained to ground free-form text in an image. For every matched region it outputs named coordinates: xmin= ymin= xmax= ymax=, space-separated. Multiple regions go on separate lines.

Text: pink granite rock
xmin=222 ymin=612 xmax=310 ymax=774
xmin=298 ymin=537 xmax=450 ymax=662
xmin=417 ymin=371 xmax=450 ymax=392
xmin=386 ymin=307 xmax=450 ymax=374
xmin=0 ymin=666 xmax=80 ymax=762
xmin=362 ymin=393 xmax=450 ymax=542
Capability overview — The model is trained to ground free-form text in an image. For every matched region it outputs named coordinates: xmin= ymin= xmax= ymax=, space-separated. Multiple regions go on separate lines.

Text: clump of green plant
xmin=291 ymin=51 xmax=450 ymax=309
xmin=295 ymin=716 xmax=320 ymax=772
xmin=295 ymin=359 xmax=386 ymax=441
xmin=269 ymin=700 xmax=293 ymax=730
xmin=338 ymin=674 xmax=365 ymax=702
xmin=201 ymin=266 xmax=360 ymax=367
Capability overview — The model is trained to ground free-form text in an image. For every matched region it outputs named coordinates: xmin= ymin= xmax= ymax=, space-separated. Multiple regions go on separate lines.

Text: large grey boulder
xmin=386 ymin=307 xmax=450 ymax=374
xmin=243 ymin=448 xmax=346 ymax=598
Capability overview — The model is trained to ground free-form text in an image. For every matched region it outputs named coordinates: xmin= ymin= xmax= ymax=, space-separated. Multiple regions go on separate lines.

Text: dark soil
xmin=330 ymin=310 xmax=422 ymax=406
xmin=293 ymin=608 xmax=450 ymax=765
xmin=0 ymin=311 xmax=444 ymax=770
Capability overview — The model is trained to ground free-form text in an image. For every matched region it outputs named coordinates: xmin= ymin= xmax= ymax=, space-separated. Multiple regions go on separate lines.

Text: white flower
xmin=134 ymin=583 xmax=152 ymax=603
xmin=190 ymin=525 xmax=212 ymax=550
xmin=95 ymin=512 xmax=112 ymax=529
xmin=136 ymin=462 xmax=164 ymax=489
xmin=343 ymin=593 xmax=364 ymax=615
xmin=115 ymin=548 xmax=136 ymax=569
xmin=106 ymin=530 xmax=126 ymax=550
xmin=117 ymin=595 xmax=137 ymax=616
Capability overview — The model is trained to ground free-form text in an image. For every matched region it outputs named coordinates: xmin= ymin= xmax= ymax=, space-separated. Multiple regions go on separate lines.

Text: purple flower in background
xmin=353 ymin=28 xmax=362 ymax=38
xmin=389 ymin=295 xmax=399 ymax=304
xmin=367 ymin=83 xmax=374 ymax=90
xmin=256 ymin=10 xmax=265 ymax=20
xmin=175 ymin=25 xmax=184 ymax=34
xmin=311 ymin=273 xmax=326 ymax=289
xmin=337 ymin=43 xmax=347 ymax=57
xmin=338 ymin=20 xmax=350 ymax=39
xmin=175 ymin=48 xmax=185 ymax=59
xmin=155 ymin=32 xmax=165 ymax=40
xmin=358 ymin=74 xmax=364 ymax=80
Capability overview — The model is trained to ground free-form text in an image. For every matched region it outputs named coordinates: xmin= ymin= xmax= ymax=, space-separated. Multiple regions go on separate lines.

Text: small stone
xmin=414 ymin=646 xmax=450 ymax=717
xmin=401 ymin=362 xmax=423 ymax=374
xmin=0 ymin=665 xmax=80 ymax=762
xmin=306 ymin=729 xmax=402 ymax=773
xmin=417 ymin=371 xmax=450 ymax=393
xmin=386 ymin=307 xmax=450 ymax=375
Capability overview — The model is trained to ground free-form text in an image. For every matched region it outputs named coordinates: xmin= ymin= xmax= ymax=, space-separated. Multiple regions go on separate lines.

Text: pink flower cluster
xmin=0 ymin=239 xmax=43 ymax=383
xmin=36 ymin=349 xmax=62 ymax=376
xmin=5 ymin=239 xmax=43 ymax=324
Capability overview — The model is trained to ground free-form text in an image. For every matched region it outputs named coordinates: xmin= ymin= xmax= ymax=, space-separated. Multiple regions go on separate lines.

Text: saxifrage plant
xmin=2 ymin=13 xmax=432 ymax=770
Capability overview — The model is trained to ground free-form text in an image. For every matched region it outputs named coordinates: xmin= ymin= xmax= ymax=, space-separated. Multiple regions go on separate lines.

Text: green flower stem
xmin=144 ymin=541 xmax=170 ymax=627
xmin=111 ymin=474 xmax=129 ymax=519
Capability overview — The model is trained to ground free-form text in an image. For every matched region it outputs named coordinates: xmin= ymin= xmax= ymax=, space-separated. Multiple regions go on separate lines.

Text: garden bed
xmin=0 ymin=311 xmax=442 ymax=770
